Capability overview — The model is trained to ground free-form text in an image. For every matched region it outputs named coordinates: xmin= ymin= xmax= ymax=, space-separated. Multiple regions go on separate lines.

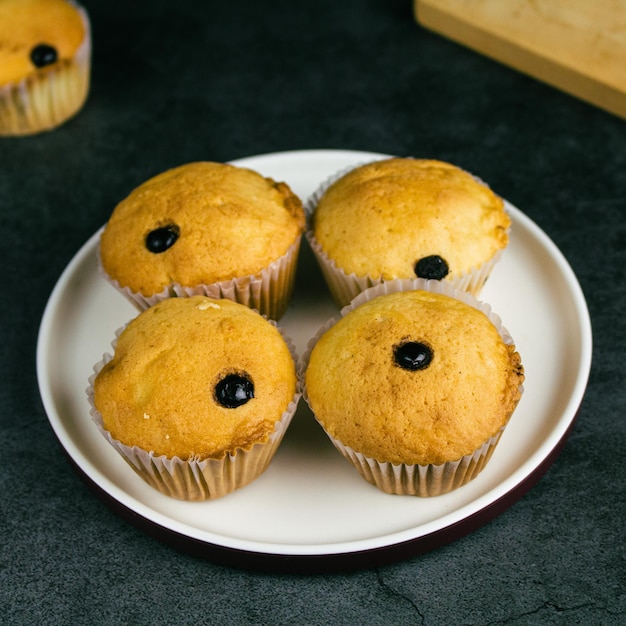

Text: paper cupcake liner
xmin=87 ymin=320 xmax=301 ymax=501
xmin=100 ymin=235 xmax=302 ymax=321
xmin=304 ymin=158 xmax=508 ymax=308
xmin=327 ymin=429 xmax=504 ymax=496
xmin=301 ymin=278 xmax=524 ymax=497
xmin=0 ymin=2 xmax=91 ymax=136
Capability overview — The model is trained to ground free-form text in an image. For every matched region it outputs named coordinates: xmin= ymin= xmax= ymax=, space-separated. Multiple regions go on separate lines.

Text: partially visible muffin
xmin=89 ymin=296 xmax=300 ymax=500
xmin=0 ymin=0 xmax=91 ymax=135
xmin=304 ymin=280 xmax=524 ymax=496
xmin=99 ymin=161 xmax=305 ymax=319
xmin=307 ymin=157 xmax=510 ymax=306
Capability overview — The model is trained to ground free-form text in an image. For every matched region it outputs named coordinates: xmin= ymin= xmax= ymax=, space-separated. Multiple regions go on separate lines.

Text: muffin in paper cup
xmin=302 ymin=278 xmax=524 ymax=497
xmin=305 ymin=157 xmax=510 ymax=308
xmin=0 ymin=0 xmax=91 ymax=136
xmin=99 ymin=161 xmax=305 ymax=320
xmin=87 ymin=296 xmax=301 ymax=501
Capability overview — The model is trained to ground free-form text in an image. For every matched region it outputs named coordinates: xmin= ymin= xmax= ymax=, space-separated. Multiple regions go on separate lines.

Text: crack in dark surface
xmin=483 ymin=600 xmax=614 ymax=625
xmin=375 ymin=569 xmax=425 ymax=625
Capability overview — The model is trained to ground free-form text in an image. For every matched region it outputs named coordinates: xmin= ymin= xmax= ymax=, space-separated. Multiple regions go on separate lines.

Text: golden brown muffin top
xmin=312 ymin=158 xmax=510 ymax=280
xmin=100 ymin=161 xmax=305 ymax=296
xmin=94 ymin=296 xmax=297 ymax=460
xmin=305 ymin=290 xmax=524 ymax=466
xmin=0 ymin=0 xmax=86 ymax=86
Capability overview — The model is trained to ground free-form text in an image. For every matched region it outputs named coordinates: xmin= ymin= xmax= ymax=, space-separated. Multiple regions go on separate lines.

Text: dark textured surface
xmin=1 ymin=0 xmax=625 ymax=623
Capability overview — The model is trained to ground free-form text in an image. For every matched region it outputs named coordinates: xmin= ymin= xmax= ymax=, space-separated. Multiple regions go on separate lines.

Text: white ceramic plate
xmin=36 ymin=150 xmax=592 ymax=571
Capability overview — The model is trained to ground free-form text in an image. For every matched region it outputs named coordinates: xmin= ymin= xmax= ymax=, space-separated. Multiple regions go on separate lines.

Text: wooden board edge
xmin=414 ymin=0 xmax=626 ymax=120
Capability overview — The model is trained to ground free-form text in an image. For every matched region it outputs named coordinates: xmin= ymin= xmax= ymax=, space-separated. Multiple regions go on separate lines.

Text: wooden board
xmin=415 ymin=0 xmax=626 ymax=119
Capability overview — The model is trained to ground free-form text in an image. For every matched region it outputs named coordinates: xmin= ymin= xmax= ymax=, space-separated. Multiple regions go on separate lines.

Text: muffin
xmin=88 ymin=296 xmax=300 ymax=501
xmin=307 ymin=157 xmax=510 ymax=307
xmin=303 ymin=279 xmax=524 ymax=496
xmin=99 ymin=161 xmax=305 ymax=319
xmin=0 ymin=0 xmax=91 ymax=136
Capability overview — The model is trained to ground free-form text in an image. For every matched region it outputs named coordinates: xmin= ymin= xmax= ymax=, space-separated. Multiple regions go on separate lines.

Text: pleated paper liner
xmin=100 ymin=236 xmax=301 ymax=321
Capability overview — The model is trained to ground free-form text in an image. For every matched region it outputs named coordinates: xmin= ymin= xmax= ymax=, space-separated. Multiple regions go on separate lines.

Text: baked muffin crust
xmin=100 ymin=161 xmax=305 ymax=297
xmin=94 ymin=296 xmax=297 ymax=460
xmin=305 ymin=289 xmax=524 ymax=466
xmin=0 ymin=0 xmax=86 ymax=86
xmin=312 ymin=158 xmax=510 ymax=280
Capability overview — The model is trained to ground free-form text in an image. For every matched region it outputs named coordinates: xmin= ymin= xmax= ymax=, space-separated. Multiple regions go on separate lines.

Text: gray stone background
xmin=1 ymin=0 xmax=624 ymax=623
